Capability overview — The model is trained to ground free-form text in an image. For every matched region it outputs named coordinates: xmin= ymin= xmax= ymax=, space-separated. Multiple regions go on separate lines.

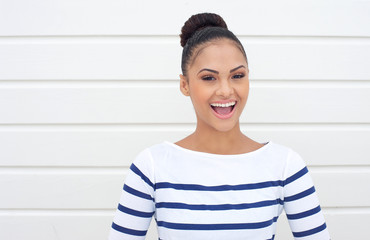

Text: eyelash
xmin=202 ymin=76 xmax=215 ymax=81
xmin=232 ymin=74 xmax=245 ymax=79
xmin=201 ymin=74 xmax=245 ymax=81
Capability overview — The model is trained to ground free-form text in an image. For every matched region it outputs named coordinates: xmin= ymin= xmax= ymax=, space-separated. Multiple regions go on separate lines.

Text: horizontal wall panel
xmin=0 ymin=0 xmax=369 ymax=36
xmin=0 ymin=87 xmax=369 ymax=123
xmin=0 ymin=214 xmax=112 ymax=240
xmin=312 ymin=171 xmax=370 ymax=207
xmin=1 ymin=39 xmax=369 ymax=80
xmin=275 ymin=210 xmax=370 ymax=240
xmin=1 ymin=128 xmax=369 ymax=166
xmin=0 ymin=40 xmax=181 ymax=81
xmin=0 ymin=214 xmax=158 ymax=240
xmin=1 ymin=170 xmax=369 ymax=209
xmin=0 ymin=172 xmax=126 ymax=209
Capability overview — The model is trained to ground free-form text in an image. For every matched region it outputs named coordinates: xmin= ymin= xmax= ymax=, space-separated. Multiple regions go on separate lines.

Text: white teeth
xmin=210 ymin=101 xmax=236 ymax=107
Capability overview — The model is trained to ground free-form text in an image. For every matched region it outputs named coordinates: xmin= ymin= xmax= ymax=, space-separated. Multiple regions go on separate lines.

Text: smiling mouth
xmin=210 ymin=101 xmax=236 ymax=118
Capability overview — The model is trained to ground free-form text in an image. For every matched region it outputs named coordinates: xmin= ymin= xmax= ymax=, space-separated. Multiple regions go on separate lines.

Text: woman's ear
xmin=179 ymin=74 xmax=190 ymax=96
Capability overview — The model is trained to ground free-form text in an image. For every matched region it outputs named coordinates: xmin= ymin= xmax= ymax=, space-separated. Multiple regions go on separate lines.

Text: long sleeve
xmin=283 ymin=150 xmax=330 ymax=239
xmin=109 ymin=149 xmax=155 ymax=240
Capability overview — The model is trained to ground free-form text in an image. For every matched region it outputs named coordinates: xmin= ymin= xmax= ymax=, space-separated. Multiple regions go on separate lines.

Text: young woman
xmin=109 ymin=13 xmax=330 ymax=240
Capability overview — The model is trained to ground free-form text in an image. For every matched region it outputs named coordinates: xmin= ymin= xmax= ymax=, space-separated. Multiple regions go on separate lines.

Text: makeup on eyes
xmin=200 ymin=71 xmax=246 ymax=81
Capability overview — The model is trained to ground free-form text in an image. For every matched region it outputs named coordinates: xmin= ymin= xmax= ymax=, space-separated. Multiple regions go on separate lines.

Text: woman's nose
xmin=216 ymin=79 xmax=234 ymax=98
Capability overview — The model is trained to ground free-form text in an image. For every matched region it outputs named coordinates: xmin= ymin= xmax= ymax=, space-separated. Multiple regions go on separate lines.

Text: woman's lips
xmin=210 ymin=101 xmax=237 ymax=119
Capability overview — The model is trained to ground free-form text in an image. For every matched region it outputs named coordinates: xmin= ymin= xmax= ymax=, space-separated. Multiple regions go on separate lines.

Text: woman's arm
xmin=283 ymin=150 xmax=331 ymax=240
xmin=109 ymin=149 xmax=155 ymax=240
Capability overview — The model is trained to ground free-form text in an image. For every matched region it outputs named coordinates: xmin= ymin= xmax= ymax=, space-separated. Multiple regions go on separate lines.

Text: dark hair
xmin=180 ymin=13 xmax=247 ymax=76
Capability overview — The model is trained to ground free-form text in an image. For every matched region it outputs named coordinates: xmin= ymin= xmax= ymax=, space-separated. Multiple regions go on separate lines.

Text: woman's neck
xmin=176 ymin=122 xmax=262 ymax=155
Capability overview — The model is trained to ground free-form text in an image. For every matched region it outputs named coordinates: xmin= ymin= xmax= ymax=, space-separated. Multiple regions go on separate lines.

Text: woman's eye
xmin=232 ymin=74 xmax=245 ymax=79
xmin=202 ymin=76 xmax=215 ymax=81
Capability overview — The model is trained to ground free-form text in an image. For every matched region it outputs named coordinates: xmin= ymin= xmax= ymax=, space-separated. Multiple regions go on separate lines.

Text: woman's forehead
xmin=189 ymin=40 xmax=247 ymax=70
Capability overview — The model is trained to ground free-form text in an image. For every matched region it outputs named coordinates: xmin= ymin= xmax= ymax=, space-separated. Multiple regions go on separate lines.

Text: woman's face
xmin=180 ymin=39 xmax=249 ymax=132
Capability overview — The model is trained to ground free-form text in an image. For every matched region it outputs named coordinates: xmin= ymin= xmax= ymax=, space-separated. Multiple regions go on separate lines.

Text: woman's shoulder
xmin=265 ymin=141 xmax=295 ymax=155
xmin=253 ymin=141 xmax=307 ymax=169
xmin=266 ymin=142 xmax=309 ymax=173
xmin=132 ymin=141 xmax=171 ymax=163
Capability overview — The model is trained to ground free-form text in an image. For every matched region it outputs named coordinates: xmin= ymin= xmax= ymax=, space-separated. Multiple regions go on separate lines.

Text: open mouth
xmin=210 ymin=101 xmax=237 ymax=119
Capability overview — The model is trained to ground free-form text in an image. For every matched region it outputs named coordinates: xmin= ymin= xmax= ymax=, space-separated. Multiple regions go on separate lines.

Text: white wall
xmin=0 ymin=0 xmax=369 ymax=239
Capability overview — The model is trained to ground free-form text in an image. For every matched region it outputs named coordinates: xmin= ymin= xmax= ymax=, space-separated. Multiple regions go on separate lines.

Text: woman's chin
xmin=195 ymin=112 xmax=241 ymax=133
xmin=209 ymin=119 xmax=240 ymax=133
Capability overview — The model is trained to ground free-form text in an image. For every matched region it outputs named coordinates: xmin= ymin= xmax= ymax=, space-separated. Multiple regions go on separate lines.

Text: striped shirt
xmin=109 ymin=141 xmax=330 ymax=239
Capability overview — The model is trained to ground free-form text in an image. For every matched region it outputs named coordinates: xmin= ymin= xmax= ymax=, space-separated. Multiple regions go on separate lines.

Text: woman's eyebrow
xmin=198 ymin=65 xmax=246 ymax=75
xmin=198 ymin=68 xmax=219 ymax=74
xmin=230 ymin=65 xmax=246 ymax=73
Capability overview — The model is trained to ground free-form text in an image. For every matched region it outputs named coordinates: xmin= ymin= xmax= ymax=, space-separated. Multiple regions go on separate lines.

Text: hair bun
xmin=180 ymin=13 xmax=228 ymax=47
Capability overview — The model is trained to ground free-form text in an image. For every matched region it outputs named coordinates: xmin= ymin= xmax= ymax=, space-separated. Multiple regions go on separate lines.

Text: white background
xmin=0 ymin=0 xmax=369 ymax=239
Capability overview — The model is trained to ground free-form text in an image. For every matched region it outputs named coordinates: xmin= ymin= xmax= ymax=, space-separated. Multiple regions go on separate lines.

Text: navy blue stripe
xmin=154 ymin=167 xmax=309 ymax=192
xmin=267 ymin=235 xmax=275 ymax=240
xmin=157 ymin=216 xmax=278 ymax=230
xmin=117 ymin=203 xmax=154 ymax=218
xmin=111 ymin=222 xmax=147 ymax=236
xmin=284 ymin=167 xmax=308 ymax=186
xmin=130 ymin=163 xmax=154 ymax=188
xmin=156 ymin=198 xmax=284 ymax=211
xmin=155 ymin=180 xmax=284 ymax=191
xmin=293 ymin=222 xmax=327 ymax=237
xmin=284 ymin=186 xmax=315 ymax=202
xmin=123 ymin=184 xmax=154 ymax=201
xmin=287 ymin=205 xmax=321 ymax=220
